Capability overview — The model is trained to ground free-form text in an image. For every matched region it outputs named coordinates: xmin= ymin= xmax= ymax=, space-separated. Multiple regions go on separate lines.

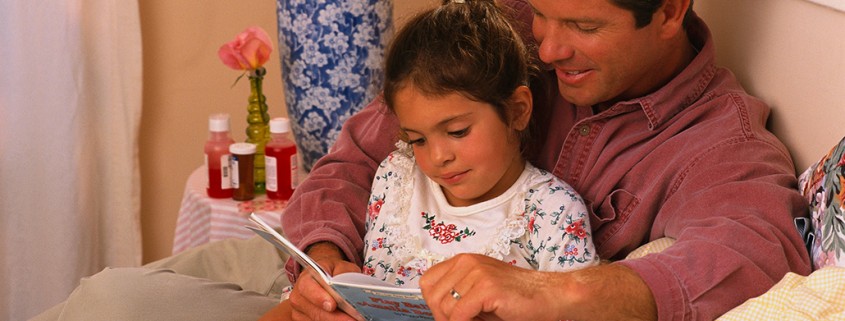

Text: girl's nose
xmin=429 ymin=140 xmax=455 ymax=166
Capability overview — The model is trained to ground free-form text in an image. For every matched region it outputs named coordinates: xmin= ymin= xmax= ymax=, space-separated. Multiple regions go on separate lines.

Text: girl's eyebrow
xmin=401 ymin=112 xmax=473 ymax=134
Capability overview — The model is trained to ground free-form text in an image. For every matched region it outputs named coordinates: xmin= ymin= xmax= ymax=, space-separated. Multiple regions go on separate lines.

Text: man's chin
xmin=558 ymin=85 xmax=600 ymax=107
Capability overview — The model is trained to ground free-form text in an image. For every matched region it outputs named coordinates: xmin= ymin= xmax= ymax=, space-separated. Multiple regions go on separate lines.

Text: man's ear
xmin=508 ymin=85 xmax=533 ymax=131
xmin=656 ymin=0 xmax=691 ymax=39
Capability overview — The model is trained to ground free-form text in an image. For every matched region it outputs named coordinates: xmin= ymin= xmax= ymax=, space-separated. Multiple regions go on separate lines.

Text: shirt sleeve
xmin=525 ymin=175 xmax=600 ymax=272
xmin=281 ymin=97 xmax=399 ymax=282
xmin=617 ymin=137 xmax=812 ymax=321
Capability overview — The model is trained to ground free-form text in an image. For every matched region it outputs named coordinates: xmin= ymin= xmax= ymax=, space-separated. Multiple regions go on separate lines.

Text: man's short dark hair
xmin=611 ymin=0 xmax=695 ymax=28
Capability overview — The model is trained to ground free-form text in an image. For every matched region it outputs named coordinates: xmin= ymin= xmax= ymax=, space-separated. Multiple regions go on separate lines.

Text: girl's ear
xmin=508 ymin=85 xmax=533 ymax=131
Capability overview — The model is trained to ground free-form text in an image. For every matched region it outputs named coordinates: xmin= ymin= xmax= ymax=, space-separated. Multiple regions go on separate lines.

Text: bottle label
xmin=220 ymin=154 xmax=231 ymax=189
xmin=231 ymin=155 xmax=240 ymax=189
xmin=266 ymin=156 xmax=278 ymax=192
xmin=205 ymin=154 xmax=209 ymax=189
xmin=290 ymin=153 xmax=299 ymax=189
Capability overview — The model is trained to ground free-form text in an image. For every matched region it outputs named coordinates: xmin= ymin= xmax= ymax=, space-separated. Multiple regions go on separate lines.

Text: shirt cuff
xmin=618 ymin=258 xmax=690 ymax=321
xmin=283 ymin=228 xmax=361 ymax=284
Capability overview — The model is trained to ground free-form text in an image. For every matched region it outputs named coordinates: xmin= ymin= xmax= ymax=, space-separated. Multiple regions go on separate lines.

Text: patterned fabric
xmin=362 ymin=144 xmax=598 ymax=288
xmin=798 ymin=136 xmax=845 ymax=269
xmin=276 ymin=0 xmax=393 ymax=171
xmin=716 ymin=267 xmax=845 ymax=321
xmin=172 ymin=167 xmax=284 ymax=254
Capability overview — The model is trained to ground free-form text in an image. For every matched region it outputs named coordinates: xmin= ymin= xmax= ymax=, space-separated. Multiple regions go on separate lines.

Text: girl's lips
xmin=439 ymin=170 xmax=469 ymax=185
xmin=555 ymin=68 xmax=592 ymax=86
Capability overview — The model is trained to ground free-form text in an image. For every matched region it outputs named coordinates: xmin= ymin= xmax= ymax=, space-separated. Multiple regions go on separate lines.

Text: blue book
xmin=246 ymin=213 xmax=433 ymax=321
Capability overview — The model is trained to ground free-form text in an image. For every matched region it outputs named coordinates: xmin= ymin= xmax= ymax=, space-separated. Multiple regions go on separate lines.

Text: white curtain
xmin=0 ymin=0 xmax=143 ymax=320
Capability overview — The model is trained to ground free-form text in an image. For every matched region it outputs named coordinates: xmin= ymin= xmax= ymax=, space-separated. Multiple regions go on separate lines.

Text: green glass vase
xmin=245 ymin=67 xmax=270 ymax=194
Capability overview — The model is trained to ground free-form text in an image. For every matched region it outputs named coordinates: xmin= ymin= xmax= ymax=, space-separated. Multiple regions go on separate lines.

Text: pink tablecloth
xmin=172 ymin=166 xmax=287 ymax=254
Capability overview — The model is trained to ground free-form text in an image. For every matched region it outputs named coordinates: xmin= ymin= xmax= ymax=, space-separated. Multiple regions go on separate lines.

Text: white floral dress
xmin=363 ymin=144 xmax=599 ymax=288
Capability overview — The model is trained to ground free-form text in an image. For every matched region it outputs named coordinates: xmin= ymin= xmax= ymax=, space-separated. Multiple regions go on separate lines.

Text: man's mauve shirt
xmin=281 ymin=14 xmax=811 ymax=321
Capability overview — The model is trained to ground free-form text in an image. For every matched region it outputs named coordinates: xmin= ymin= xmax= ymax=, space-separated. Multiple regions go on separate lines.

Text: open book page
xmin=246 ymin=213 xmax=433 ymax=321
xmin=245 ymin=215 xmax=364 ymax=320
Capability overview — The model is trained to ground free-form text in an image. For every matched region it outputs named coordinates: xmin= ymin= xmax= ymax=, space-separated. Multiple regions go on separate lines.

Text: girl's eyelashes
xmin=448 ymin=127 xmax=470 ymax=138
xmin=408 ymin=137 xmax=426 ymax=146
xmin=405 ymin=127 xmax=469 ymax=146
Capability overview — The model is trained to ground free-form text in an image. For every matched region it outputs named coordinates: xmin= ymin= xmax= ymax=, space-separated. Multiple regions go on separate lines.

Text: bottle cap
xmin=209 ymin=113 xmax=230 ymax=132
xmin=229 ymin=143 xmax=257 ymax=155
xmin=269 ymin=117 xmax=291 ymax=134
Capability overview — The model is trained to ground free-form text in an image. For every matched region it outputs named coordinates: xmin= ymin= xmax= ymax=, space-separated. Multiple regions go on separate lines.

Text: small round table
xmin=172 ymin=166 xmax=287 ymax=254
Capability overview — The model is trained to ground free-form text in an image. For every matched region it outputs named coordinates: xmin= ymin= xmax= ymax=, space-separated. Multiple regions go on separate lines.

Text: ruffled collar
xmin=380 ymin=141 xmax=529 ymax=265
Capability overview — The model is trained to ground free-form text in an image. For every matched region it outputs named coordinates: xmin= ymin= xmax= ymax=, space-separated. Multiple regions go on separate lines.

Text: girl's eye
xmin=408 ymin=137 xmax=426 ymax=146
xmin=449 ymin=128 xmax=469 ymax=138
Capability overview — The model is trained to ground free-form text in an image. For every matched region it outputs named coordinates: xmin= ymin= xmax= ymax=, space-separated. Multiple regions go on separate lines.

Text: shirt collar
xmin=613 ymin=12 xmax=718 ymax=131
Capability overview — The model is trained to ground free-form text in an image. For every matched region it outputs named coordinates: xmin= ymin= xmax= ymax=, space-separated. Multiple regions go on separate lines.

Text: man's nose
xmin=536 ymin=23 xmax=576 ymax=65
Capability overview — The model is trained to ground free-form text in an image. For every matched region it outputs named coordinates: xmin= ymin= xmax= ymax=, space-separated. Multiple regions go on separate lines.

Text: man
xmin=29 ymin=0 xmax=809 ymax=320
xmin=278 ymin=0 xmax=811 ymax=320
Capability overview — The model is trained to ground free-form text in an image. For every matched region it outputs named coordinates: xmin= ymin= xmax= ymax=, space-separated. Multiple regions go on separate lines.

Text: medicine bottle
xmin=229 ymin=143 xmax=257 ymax=201
xmin=204 ymin=113 xmax=235 ymax=199
xmin=265 ymin=117 xmax=298 ymax=200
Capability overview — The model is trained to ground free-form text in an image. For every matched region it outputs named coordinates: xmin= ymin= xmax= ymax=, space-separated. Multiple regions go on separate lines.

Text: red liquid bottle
xmin=265 ymin=117 xmax=298 ymax=200
xmin=205 ymin=113 xmax=235 ymax=198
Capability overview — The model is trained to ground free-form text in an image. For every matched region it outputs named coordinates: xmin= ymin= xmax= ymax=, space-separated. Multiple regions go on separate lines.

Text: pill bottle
xmin=229 ymin=143 xmax=257 ymax=201
xmin=265 ymin=117 xmax=298 ymax=200
xmin=204 ymin=114 xmax=235 ymax=198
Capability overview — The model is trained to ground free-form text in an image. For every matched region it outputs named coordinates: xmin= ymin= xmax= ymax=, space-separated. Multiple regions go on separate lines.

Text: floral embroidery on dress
xmin=369 ymin=236 xmax=395 ymax=255
xmin=564 ymin=219 xmax=589 ymax=240
xmin=367 ymin=194 xmax=384 ymax=223
xmin=421 ymin=211 xmax=476 ymax=244
xmin=363 ymin=145 xmax=598 ymax=287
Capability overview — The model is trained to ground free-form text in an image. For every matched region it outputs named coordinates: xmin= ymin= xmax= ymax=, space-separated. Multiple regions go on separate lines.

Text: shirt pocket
xmin=588 ymin=189 xmax=640 ymax=244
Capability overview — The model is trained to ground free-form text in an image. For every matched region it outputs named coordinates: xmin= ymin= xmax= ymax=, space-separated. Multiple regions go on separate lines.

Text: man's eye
xmin=571 ymin=22 xmax=599 ymax=33
xmin=449 ymin=128 xmax=469 ymax=138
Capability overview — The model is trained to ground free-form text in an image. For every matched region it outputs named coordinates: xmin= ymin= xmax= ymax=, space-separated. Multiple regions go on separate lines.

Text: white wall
xmin=696 ymin=0 xmax=845 ymax=172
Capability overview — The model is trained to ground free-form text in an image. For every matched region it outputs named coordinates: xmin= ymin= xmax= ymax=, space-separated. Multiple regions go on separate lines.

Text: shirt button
xmin=578 ymin=125 xmax=590 ymax=136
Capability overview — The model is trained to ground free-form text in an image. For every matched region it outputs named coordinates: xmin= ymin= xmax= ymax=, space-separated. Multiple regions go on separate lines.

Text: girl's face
xmin=393 ymin=85 xmax=530 ymax=207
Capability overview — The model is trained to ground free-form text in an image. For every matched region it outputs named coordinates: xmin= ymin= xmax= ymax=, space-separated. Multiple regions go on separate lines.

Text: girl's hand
xmin=288 ymin=243 xmax=361 ymax=321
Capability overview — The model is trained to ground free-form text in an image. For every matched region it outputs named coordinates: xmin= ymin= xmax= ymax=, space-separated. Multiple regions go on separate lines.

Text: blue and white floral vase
xmin=276 ymin=0 xmax=393 ymax=171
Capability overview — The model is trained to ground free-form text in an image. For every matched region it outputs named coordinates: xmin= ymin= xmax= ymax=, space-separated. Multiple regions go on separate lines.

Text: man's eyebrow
xmin=526 ymin=2 xmax=604 ymax=25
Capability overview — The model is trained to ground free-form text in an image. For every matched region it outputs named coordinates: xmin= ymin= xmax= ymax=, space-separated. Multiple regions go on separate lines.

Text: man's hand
xmin=288 ymin=242 xmax=361 ymax=321
xmin=419 ymin=253 xmax=657 ymax=321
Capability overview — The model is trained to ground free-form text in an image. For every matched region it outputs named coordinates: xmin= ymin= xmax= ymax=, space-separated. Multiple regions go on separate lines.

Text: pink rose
xmin=218 ymin=26 xmax=273 ymax=70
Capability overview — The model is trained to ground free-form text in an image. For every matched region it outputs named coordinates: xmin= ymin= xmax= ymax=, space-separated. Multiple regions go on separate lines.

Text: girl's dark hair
xmin=383 ymin=0 xmax=544 ymax=159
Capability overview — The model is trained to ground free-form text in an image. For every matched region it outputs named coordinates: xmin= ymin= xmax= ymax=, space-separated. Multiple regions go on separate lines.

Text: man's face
xmin=529 ymin=0 xmax=670 ymax=107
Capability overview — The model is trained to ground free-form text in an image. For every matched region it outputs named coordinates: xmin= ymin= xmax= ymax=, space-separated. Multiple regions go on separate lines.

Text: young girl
xmin=361 ymin=0 xmax=598 ymax=288
xmin=266 ymin=1 xmax=599 ymax=319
